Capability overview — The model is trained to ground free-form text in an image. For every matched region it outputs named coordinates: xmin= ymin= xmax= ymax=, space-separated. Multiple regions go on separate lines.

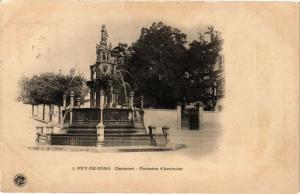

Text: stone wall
xmin=144 ymin=108 xmax=221 ymax=131
xmin=201 ymin=111 xmax=222 ymax=130
xmin=202 ymin=111 xmax=220 ymax=124
xmin=143 ymin=109 xmax=178 ymax=132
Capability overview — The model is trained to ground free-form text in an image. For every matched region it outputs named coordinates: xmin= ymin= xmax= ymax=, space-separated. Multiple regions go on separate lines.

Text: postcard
xmin=0 ymin=1 xmax=299 ymax=193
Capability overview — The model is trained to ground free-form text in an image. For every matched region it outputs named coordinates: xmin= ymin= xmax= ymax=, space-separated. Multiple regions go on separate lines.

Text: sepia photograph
xmin=18 ymin=22 xmax=224 ymax=152
xmin=0 ymin=1 xmax=299 ymax=193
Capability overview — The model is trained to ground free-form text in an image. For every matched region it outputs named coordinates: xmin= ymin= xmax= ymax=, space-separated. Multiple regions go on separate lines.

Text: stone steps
xmin=52 ymin=119 xmax=149 ymax=146
xmin=104 ymin=128 xmax=146 ymax=134
xmin=51 ymin=134 xmax=97 ymax=146
xmin=51 ymin=132 xmax=154 ymax=147
xmin=67 ymin=129 xmax=97 ymax=134
xmin=104 ymin=134 xmax=152 ymax=147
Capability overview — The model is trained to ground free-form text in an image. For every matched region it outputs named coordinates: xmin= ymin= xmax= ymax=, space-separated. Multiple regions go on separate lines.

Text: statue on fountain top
xmin=96 ymin=24 xmax=113 ymax=63
xmin=101 ymin=24 xmax=108 ymax=45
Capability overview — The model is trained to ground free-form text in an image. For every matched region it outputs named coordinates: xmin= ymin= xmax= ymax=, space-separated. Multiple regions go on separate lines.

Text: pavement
xmin=28 ymin=143 xmax=186 ymax=153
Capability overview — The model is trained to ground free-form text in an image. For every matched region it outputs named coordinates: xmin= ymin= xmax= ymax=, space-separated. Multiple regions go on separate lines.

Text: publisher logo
xmin=13 ymin=174 xmax=27 ymax=187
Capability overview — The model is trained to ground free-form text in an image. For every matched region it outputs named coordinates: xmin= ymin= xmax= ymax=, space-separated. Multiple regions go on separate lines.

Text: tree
xmin=17 ymin=71 xmax=89 ymax=120
xmin=111 ymin=23 xmax=224 ymax=109
xmin=127 ymin=22 xmax=188 ymax=108
xmin=111 ymin=43 xmax=131 ymax=66
xmin=187 ymin=25 xmax=223 ymax=110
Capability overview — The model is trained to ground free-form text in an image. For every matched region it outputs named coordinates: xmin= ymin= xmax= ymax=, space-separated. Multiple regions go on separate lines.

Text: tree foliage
xmin=187 ymin=25 xmax=223 ymax=109
xmin=112 ymin=22 xmax=223 ymax=109
xmin=18 ymin=22 xmax=224 ymax=110
xmin=17 ymin=72 xmax=89 ymax=106
xmin=127 ymin=22 xmax=188 ymax=108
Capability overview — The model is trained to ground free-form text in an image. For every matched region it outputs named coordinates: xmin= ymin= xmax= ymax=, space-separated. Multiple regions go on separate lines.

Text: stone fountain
xmin=36 ymin=25 xmax=169 ymax=147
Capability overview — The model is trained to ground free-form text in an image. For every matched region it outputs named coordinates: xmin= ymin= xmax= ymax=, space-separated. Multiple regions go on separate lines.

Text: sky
xmin=1 ymin=1 xmax=213 ymax=80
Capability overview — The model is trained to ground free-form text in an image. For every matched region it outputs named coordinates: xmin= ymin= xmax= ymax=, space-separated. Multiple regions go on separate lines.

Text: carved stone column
xmin=129 ymin=91 xmax=134 ymax=108
xmin=63 ymin=93 xmax=67 ymax=110
xmin=76 ymin=97 xmax=81 ymax=108
xmin=96 ymin=90 xmax=105 ymax=146
xmin=129 ymin=91 xmax=134 ymax=122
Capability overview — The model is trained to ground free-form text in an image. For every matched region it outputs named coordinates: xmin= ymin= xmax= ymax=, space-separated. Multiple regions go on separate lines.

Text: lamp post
xmin=96 ymin=90 xmax=105 ymax=146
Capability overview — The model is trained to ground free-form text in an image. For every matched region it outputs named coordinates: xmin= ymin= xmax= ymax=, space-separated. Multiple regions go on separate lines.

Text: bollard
xmin=35 ymin=126 xmax=44 ymax=143
xmin=45 ymin=125 xmax=54 ymax=144
xmin=148 ymin=125 xmax=157 ymax=145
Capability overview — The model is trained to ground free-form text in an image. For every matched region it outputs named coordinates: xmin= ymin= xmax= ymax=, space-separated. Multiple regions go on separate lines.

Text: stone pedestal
xmin=96 ymin=123 xmax=105 ymax=146
xmin=97 ymin=90 xmax=105 ymax=147
xmin=45 ymin=125 xmax=54 ymax=144
xmin=35 ymin=126 xmax=44 ymax=143
xmin=148 ymin=125 xmax=157 ymax=145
